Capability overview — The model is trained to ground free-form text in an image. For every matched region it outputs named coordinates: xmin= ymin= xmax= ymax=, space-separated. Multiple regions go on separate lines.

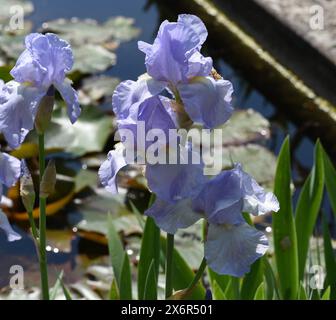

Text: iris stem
xmin=38 ymin=133 xmax=49 ymax=300
xmin=165 ymin=233 xmax=174 ymax=298
xmin=27 ymin=210 xmax=39 ymax=240
xmin=186 ymin=257 xmax=207 ymax=292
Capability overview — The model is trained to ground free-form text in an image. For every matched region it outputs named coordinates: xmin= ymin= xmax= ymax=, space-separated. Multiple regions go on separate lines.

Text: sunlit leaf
xmin=272 ymin=137 xmax=299 ymax=299
xmin=295 ymin=140 xmax=324 ymax=280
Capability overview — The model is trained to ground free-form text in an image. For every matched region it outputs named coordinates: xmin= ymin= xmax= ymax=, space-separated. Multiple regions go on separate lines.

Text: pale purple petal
xmin=0 ymin=152 xmax=21 ymax=187
xmin=55 ymin=79 xmax=81 ymax=123
xmin=178 ymin=76 xmax=233 ymax=128
xmin=0 ymin=81 xmax=45 ymax=148
xmin=192 ymin=167 xmax=245 ymax=225
xmin=11 ymin=33 xmax=73 ymax=88
xmin=145 ymin=198 xmax=202 ymax=234
xmin=0 ymin=210 xmax=21 ymax=242
xmin=98 ymin=149 xmax=127 ymax=193
xmin=146 ymin=145 xmax=206 ymax=203
xmin=205 ymin=223 xmax=268 ymax=277
xmin=177 ymin=14 xmax=208 ymax=46
xmin=112 ymin=79 xmax=166 ymax=120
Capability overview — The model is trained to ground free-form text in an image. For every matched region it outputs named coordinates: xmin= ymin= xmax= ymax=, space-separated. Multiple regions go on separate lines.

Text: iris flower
xmin=0 ymin=33 xmax=80 ymax=148
xmin=0 ymin=152 xmax=21 ymax=241
xmin=147 ymin=164 xmax=279 ymax=277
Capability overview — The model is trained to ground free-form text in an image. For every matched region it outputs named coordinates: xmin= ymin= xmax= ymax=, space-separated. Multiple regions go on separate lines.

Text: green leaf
xmin=322 ymin=217 xmax=336 ymax=299
xmin=322 ymin=147 xmax=336 ymax=219
xmin=272 ymin=137 xmax=299 ymax=299
xmin=60 ymin=282 xmax=72 ymax=300
xmin=109 ymin=278 xmax=120 ymax=300
xmin=263 ymin=258 xmax=278 ymax=300
xmin=144 ymin=260 xmax=158 ymax=300
xmin=223 ymin=277 xmax=240 ymax=300
xmin=119 ymin=253 xmax=132 ymax=300
xmin=321 ymin=287 xmax=331 ymax=300
xmin=107 ymin=214 xmax=125 ymax=291
xmin=298 ymin=283 xmax=308 ymax=300
xmin=253 ymin=283 xmax=265 ymax=300
xmin=138 ymin=217 xmax=160 ymax=300
xmin=160 ymin=236 xmax=205 ymax=300
xmin=50 ymin=271 xmax=64 ymax=300
xmin=241 ymin=257 xmax=263 ymax=300
xmin=212 ymin=280 xmax=227 ymax=300
xmin=295 ymin=140 xmax=324 ymax=280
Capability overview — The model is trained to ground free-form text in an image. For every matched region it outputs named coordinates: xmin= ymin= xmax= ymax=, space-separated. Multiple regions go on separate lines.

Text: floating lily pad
xmin=220 ymin=144 xmax=277 ymax=188
xmin=0 ymin=34 xmax=25 ymax=60
xmin=27 ymin=106 xmax=114 ymax=156
xmin=41 ymin=16 xmax=140 ymax=47
xmin=73 ymin=45 xmax=116 ymax=74
xmin=192 ymin=108 xmax=270 ymax=147
xmin=73 ymin=189 xmax=141 ymax=238
xmin=78 ymin=75 xmax=120 ymax=106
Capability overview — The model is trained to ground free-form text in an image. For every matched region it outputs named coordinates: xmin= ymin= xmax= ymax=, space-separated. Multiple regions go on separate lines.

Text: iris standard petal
xmin=55 ymin=79 xmax=81 ymax=123
xmin=178 ymin=76 xmax=234 ymax=129
xmin=0 ymin=152 xmax=21 ymax=187
xmin=138 ymin=20 xmax=201 ymax=84
xmin=205 ymin=223 xmax=268 ymax=277
xmin=112 ymin=79 xmax=166 ymax=120
xmin=11 ymin=33 xmax=73 ymax=88
xmin=0 ymin=210 xmax=21 ymax=242
xmin=98 ymin=148 xmax=127 ymax=193
xmin=177 ymin=14 xmax=208 ymax=47
xmin=145 ymin=198 xmax=202 ymax=234
xmin=0 ymin=81 xmax=45 ymax=148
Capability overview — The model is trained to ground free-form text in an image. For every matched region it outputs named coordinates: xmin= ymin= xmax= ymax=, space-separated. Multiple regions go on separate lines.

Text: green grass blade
xmin=295 ymin=140 xmax=325 ymax=280
xmin=322 ymin=147 xmax=336 ymax=219
xmin=160 ymin=236 xmax=205 ymax=299
xmin=137 ymin=217 xmax=160 ymax=300
xmin=107 ymin=213 xmax=125 ymax=290
xmin=253 ymin=282 xmax=265 ymax=300
xmin=144 ymin=260 xmax=158 ymax=300
xmin=212 ymin=280 xmax=227 ymax=300
xmin=109 ymin=278 xmax=120 ymax=300
xmin=272 ymin=137 xmax=299 ymax=299
xmin=50 ymin=271 xmax=64 ymax=300
xmin=321 ymin=287 xmax=331 ymax=300
xmin=119 ymin=253 xmax=132 ymax=300
xmin=241 ymin=257 xmax=263 ymax=300
xmin=322 ymin=217 xmax=336 ymax=299
xmin=298 ymin=282 xmax=308 ymax=300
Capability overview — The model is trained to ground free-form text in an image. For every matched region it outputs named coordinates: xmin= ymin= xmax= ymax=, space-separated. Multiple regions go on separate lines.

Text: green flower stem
xmin=186 ymin=257 xmax=207 ymax=292
xmin=38 ymin=133 xmax=49 ymax=300
xmin=27 ymin=210 xmax=39 ymax=240
xmin=165 ymin=233 xmax=174 ymax=298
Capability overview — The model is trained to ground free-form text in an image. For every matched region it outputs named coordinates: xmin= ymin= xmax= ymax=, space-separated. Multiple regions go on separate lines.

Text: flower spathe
xmin=0 ymin=33 xmax=80 ymax=148
xmin=0 ymin=152 xmax=21 ymax=241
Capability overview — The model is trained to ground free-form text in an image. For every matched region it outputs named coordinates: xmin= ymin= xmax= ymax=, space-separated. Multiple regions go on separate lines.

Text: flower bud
xmin=20 ymin=161 xmax=35 ymax=213
xmin=35 ymin=85 xmax=55 ymax=134
xmin=40 ymin=159 xmax=56 ymax=198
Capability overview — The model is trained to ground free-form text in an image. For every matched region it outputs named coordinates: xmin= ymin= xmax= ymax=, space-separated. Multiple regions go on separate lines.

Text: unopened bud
xmin=35 ymin=85 xmax=55 ymax=134
xmin=20 ymin=161 xmax=35 ymax=213
xmin=40 ymin=160 xmax=56 ymax=198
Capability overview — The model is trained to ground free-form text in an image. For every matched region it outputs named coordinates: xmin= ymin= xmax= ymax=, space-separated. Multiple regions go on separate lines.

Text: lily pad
xmin=73 ymin=189 xmax=141 ymax=238
xmin=28 ymin=106 xmax=114 ymax=156
xmin=78 ymin=75 xmax=120 ymax=106
xmin=192 ymin=108 xmax=270 ymax=147
xmin=41 ymin=16 xmax=140 ymax=47
xmin=73 ymin=45 xmax=116 ymax=74
xmin=221 ymin=144 xmax=277 ymax=188
xmin=0 ymin=34 xmax=25 ymax=60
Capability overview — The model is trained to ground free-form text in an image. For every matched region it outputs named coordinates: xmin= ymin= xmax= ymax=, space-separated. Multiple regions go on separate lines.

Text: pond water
xmin=0 ymin=0 xmax=324 ymax=289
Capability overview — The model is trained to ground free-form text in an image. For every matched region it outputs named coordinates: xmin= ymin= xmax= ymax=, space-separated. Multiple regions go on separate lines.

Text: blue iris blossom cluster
xmin=0 ymin=33 xmax=80 ymax=242
xmin=99 ymin=14 xmax=280 ymax=277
